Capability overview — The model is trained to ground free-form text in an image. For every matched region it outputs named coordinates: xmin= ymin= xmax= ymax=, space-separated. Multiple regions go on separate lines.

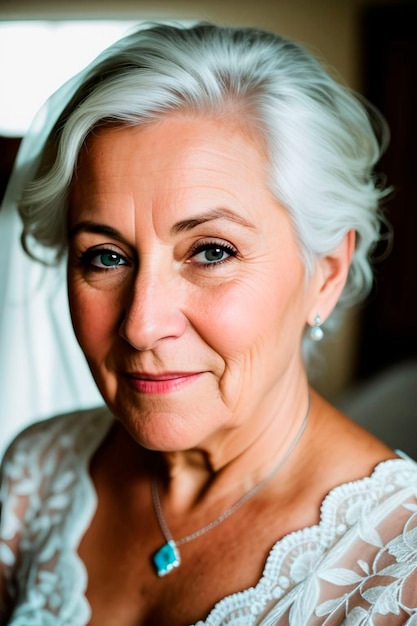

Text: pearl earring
xmin=309 ymin=315 xmax=324 ymax=341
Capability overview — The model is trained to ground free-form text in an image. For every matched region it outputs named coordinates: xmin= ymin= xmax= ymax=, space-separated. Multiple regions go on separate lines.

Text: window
xmin=0 ymin=20 xmax=137 ymax=136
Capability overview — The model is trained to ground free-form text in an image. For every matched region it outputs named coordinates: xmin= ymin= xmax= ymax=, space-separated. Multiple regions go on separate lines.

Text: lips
xmin=123 ymin=371 xmax=203 ymax=394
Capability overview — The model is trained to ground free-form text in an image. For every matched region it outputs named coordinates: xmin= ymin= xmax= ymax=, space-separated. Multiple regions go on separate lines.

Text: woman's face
xmin=68 ymin=116 xmax=320 ymax=457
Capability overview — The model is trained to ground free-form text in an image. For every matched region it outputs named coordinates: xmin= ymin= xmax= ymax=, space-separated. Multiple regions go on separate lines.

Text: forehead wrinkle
xmin=182 ymin=144 xmax=265 ymax=178
xmin=171 ymin=208 xmax=257 ymax=235
xmin=77 ymin=119 xmax=270 ymax=245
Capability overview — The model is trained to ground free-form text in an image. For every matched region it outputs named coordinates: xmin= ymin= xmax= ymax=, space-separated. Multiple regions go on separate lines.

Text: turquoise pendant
xmin=153 ymin=540 xmax=181 ymax=577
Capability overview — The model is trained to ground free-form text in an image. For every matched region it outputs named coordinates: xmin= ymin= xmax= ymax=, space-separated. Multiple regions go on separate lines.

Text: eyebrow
xmin=68 ymin=221 xmax=125 ymax=241
xmin=171 ymin=208 xmax=256 ymax=234
xmin=68 ymin=208 xmax=256 ymax=241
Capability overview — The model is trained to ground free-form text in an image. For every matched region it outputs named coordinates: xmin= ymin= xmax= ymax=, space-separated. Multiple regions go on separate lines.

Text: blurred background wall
xmin=0 ymin=0 xmax=415 ymax=440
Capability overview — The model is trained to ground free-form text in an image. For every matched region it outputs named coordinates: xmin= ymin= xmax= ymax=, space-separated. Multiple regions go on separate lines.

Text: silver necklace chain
xmin=151 ymin=397 xmax=310 ymax=547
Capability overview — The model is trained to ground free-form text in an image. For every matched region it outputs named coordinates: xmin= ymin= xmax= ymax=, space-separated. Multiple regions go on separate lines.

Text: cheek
xmin=67 ymin=278 xmax=117 ymax=358
xmin=192 ymin=275 xmax=292 ymax=358
xmin=196 ymin=283 xmax=266 ymax=356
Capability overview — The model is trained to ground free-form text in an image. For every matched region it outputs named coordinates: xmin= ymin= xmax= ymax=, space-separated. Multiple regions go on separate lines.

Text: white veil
xmin=0 ymin=56 xmax=109 ymax=457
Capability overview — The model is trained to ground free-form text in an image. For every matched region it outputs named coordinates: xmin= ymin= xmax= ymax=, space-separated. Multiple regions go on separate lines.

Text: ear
xmin=307 ymin=229 xmax=355 ymax=326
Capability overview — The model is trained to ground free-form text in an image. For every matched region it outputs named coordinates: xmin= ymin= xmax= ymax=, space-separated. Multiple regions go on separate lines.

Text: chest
xmin=78 ymin=500 xmax=294 ymax=626
xmin=76 ymin=445 xmax=327 ymax=626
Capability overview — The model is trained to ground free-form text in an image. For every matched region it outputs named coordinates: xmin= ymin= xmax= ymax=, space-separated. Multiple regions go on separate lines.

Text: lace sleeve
xmin=0 ymin=416 xmax=85 ymax=623
xmin=0 ymin=408 xmax=112 ymax=626
xmin=0 ymin=430 xmax=36 ymax=623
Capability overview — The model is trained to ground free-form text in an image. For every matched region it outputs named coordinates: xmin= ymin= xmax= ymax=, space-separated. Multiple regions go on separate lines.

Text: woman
xmin=1 ymin=22 xmax=416 ymax=625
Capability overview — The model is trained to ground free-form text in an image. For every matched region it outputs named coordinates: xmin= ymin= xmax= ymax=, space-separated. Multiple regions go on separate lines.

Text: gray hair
xmin=19 ymin=22 xmax=390 ymax=316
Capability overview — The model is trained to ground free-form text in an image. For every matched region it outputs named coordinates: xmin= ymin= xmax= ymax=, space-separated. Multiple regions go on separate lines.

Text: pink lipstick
xmin=124 ymin=372 xmax=202 ymax=394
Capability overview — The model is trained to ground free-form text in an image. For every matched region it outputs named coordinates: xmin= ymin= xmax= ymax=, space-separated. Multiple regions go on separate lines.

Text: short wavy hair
xmin=19 ymin=22 xmax=390 ymax=315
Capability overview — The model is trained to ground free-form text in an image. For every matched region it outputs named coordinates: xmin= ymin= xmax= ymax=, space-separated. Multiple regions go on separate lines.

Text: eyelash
xmin=78 ymin=247 xmax=128 ymax=271
xmin=187 ymin=240 xmax=238 ymax=268
xmin=77 ymin=240 xmax=238 ymax=273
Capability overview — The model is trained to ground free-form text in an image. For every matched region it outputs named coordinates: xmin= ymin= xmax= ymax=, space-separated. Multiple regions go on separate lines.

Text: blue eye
xmin=79 ymin=248 xmax=127 ymax=270
xmin=96 ymin=251 xmax=125 ymax=267
xmin=190 ymin=242 xmax=237 ymax=266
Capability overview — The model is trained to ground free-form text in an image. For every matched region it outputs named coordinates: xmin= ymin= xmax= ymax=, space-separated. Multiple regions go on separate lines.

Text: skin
xmin=69 ymin=116 xmax=339 ymax=473
xmin=66 ymin=116 xmax=395 ymax=625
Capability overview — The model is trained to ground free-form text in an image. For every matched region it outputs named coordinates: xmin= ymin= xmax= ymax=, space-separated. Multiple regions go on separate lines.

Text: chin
xmin=112 ymin=405 xmax=213 ymax=452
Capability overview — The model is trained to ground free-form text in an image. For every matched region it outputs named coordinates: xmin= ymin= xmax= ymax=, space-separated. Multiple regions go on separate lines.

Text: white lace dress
xmin=1 ymin=408 xmax=417 ymax=626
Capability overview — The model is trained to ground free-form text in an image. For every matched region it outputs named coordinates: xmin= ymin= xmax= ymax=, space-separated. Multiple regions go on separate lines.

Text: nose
xmin=119 ymin=268 xmax=187 ymax=351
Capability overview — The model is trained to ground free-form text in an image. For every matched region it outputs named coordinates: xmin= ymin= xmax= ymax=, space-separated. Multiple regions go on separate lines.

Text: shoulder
xmin=314 ymin=454 xmax=417 ymax=550
xmin=273 ymin=457 xmax=417 ymax=623
xmin=0 ymin=405 xmax=113 ymax=554
xmin=200 ymin=456 xmax=417 ymax=625
xmin=0 ymin=405 xmax=113 ymax=533
xmin=0 ymin=407 xmax=111 ymax=623
xmin=307 ymin=457 xmax=417 ymax=622
xmin=1 ymin=405 xmax=113 ymax=472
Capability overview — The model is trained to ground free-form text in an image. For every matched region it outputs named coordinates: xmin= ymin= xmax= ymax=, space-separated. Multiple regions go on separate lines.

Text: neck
xmin=155 ymin=383 xmax=312 ymax=515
